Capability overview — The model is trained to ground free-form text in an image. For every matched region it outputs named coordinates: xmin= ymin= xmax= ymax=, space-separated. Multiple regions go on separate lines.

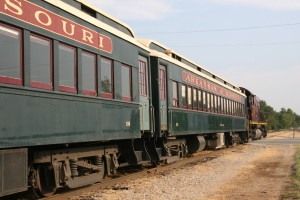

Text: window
xmin=139 ymin=60 xmax=148 ymax=97
xmin=59 ymin=43 xmax=77 ymax=93
xmin=188 ymin=86 xmax=192 ymax=109
xmin=227 ymin=100 xmax=230 ymax=115
xmin=81 ymin=4 xmax=96 ymax=18
xmin=214 ymin=95 xmax=217 ymax=112
xmin=172 ymin=81 xmax=178 ymax=107
xmin=203 ymin=91 xmax=207 ymax=111
xmin=182 ymin=84 xmax=187 ymax=108
xmin=30 ymin=34 xmax=52 ymax=90
xmin=211 ymin=94 xmax=215 ymax=112
xmin=207 ymin=92 xmax=210 ymax=111
xmin=82 ymin=51 xmax=96 ymax=96
xmin=220 ymin=97 xmax=224 ymax=113
xmin=159 ymin=69 xmax=166 ymax=100
xmin=0 ymin=24 xmax=22 ymax=85
xmin=100 ymin=58 xmax=113 ymax=98
xmin=198 ymin=90 xmax=202 ymax=110
xmin=218 ymin=96 xmax=221 ymax=113
xmin=193 ymin=88 xmax=198 ymax=110
xmin=233 ymin=102 xmax=236 ymax=115
xmin=121 ymin=64 xmax=132 ymax=101
xmin=224 ymin=99 xmax=227 ymax=114
xmin=242 ymin=104 xmax=245 ymax=117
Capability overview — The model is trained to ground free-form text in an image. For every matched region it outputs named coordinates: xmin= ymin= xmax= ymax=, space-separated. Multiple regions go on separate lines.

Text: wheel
xmin=32 ymin=163 xmax=57 ymax=197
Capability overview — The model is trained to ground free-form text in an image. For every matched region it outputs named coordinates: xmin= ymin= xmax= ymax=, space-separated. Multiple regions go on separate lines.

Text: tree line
xmin=260 ymin=100 xmax=300 ymax=130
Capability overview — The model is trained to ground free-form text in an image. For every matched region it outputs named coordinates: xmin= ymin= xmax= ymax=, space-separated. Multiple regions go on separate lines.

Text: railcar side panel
xmin=0 ymin=86 xmax=140 ymax=148
xmin=170 ymin=109 xmax=246 ymax=136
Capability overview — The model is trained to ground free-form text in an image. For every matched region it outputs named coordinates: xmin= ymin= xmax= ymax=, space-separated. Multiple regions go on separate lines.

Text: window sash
xmin=172 ymin=81 xmax=178 ymax=107
xmin=82 ymin=51 xmax=97 ymax=96
xmin=139 ymin=60 xmax=148 ymax=97
xmin=0 ymin=23 xmax=22 ymax=86
xmin=182 ymin=84 xmax=187 ymax=108
xmin=58 ymin=43 xmax=77 ymax=93
xmin=30 ymin=34 xmax=53 ymax=90
xmin=121 ymin=64 xmax=132 ymax=101
xmin=159 ymin=69 xmax=166 ymax=101
xmin=193 ymin=88 xmax=198 ymax=110
xmin=187 ymin=86 xmax=192 ymax=109
xmin=100 ymin=57 xmax=114 ymax=98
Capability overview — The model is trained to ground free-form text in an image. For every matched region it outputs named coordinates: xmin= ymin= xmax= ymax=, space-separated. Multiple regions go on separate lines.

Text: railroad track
xmin=40 ymin=146 xmax=247 ymax=200
xmin=0 ymin=145 xmax=247 ymax=200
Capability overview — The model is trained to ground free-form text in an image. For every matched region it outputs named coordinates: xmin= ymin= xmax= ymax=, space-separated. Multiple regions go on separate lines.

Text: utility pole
xmin=293 ymin=120 xmax=296 ymax=139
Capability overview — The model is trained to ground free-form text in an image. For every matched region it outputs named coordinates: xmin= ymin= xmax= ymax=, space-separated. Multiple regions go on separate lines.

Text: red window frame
xmin=172 ymin=81 xmax=179 ymax=108
xmin=0 ymin=23 xmax=23 ymax=86
xmin=159 ymin=69 xmax=166 ymax=101
xmin=138 ymin=60 xmax=148 ymax=97
xmin=82 ymin=51 xmax=97 ymax=96
xmin=30 ymin=34 xmax=53 ymax=90
xmin=100 ymin=57 xmax=114 ymax=99
xmin=193 ymin=88 xmax=198 ymax=110
xmin=121 ymin=64 xmax=132 ymax=102
xmin=58 ymin=43 xmax=77 ymax=94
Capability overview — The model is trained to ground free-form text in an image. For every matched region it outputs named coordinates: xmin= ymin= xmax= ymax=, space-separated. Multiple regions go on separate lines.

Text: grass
xmin=281 ymin=147 xmax=300 ymax=199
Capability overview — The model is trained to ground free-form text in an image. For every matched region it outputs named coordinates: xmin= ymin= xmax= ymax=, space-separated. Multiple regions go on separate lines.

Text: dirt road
xmin=70 ymin=131 xmax=299 ymax=200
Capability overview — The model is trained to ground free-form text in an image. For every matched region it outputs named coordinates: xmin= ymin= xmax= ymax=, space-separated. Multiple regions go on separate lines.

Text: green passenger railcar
xmin=0 ymin=0 xmax=151 ymax=196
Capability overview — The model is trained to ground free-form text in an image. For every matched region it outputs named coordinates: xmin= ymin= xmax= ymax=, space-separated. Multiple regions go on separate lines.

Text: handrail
xmin=150 ymin=105 xmax=155 ymax=134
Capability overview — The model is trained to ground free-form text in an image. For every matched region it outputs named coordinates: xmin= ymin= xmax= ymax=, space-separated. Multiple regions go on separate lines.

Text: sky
xmin=85 ymin=0 xmax=300 ymax=114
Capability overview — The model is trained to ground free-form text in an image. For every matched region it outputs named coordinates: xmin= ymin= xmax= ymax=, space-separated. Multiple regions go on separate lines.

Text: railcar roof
xmin=44 ymin=0 xmax=149 ymax=52
xmin=74 ymin=0 xmax=135 ymax=37
xmin=138 ymin=39 xmax=246 ymax=97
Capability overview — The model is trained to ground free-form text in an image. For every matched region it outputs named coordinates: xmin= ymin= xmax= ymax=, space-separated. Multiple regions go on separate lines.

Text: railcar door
xmin=138 ymin=57 xmax=150 ymax=131
xmin=159 ymin=65 xmax=167 ymax=130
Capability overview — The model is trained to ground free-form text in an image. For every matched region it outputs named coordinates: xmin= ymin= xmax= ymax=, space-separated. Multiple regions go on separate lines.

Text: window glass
xmin=101 ymin=58 xmax=113 ymax=97
xmin=221 ymin=97 xmax=223 ymax=113
xmin=172 ymin=81 xmax=178 ymax=107
xmin=198 ymin=90 xmax=202 ymax=110
xmin=139 ymin=60 xmax=147 ymax=96
xmin=214 ymin=95 xmax=217 ymax=112
xmin=203 ymin=91 xmax=206 ymax=110
xmin=30 ymin=35 xmax=52 ymax=89
xmin=241 ymin=104 xmax=244 ymax=116
xmin=159 ymin=69 xmax=166 ymax=100
xmin=82 ymin=51 xmax=96 ymax=96
xmin=211 ymin=94 xmax=215 ymax=112
xmin=227 ymin=99 xmax=230 ymax=114
xmin=0 ymin=24 xmax=22 ymax=85
xmin=234 ymin=102 xmax=236 ymax=115
xmin=182 ymin=84 xmax=187 ymax=108
xmin=207 ymin=92 xmax=210 ymax=111
xmin=188 ymin=86 xmax=192 ymax=109
xmin=59 ymin=44 xmax=76 ymax=93
xmin=224 ymin=99 xmax=227 ymax=114
xmin=121 ymin=64 xmax=131 ymax=101
xmin=193 ymin=88 xmax=197 ymax=109
xmin=218 ymin=96 xmax=221 ymax=113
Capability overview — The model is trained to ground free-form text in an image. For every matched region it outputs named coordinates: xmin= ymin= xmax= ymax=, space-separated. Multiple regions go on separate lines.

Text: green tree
xmin=260 ymin=100 xmax=299 ymax=130
xmin=260 ymin=100 xmax=279 ymax=130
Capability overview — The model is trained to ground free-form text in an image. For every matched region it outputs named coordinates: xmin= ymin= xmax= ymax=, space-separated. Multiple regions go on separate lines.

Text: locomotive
xmin=0 ymin=0 xmax=266 ymax=198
